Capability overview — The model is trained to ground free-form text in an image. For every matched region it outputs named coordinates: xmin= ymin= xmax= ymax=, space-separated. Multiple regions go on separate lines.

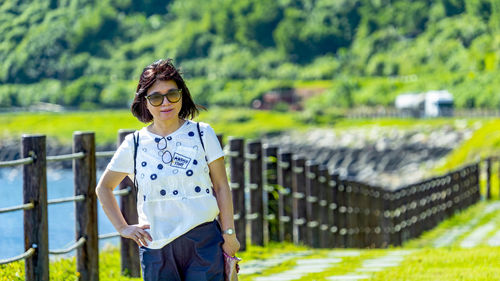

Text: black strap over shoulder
xmin=196 ymin=122 xmax=206 ymax=152
xmin=196 ymin=122 xmax=208 ymax=162
xmin=132 ymin=131 xmax=140 ymax=194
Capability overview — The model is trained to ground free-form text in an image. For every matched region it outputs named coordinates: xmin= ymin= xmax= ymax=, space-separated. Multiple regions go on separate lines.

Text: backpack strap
xmin=132 ymin=131 xmax=140 ymax=195
xmin=196 ymin=122 xmax=208 ymax=162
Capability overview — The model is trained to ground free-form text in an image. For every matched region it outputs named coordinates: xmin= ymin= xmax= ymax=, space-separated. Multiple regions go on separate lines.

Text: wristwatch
xmin=223 ymin=228 xmax=235 ymax=235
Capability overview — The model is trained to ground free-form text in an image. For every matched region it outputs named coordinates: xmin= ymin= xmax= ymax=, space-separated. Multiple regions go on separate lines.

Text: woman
xmin=96 ymin=59 xmax=240 ymax=281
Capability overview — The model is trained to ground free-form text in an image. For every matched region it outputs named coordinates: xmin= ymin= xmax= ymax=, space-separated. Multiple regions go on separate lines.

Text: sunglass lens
xmin=149 ymin=94 xmax=164 ymax=106
xmin=167 ymin=90 xmax=181 ymax=103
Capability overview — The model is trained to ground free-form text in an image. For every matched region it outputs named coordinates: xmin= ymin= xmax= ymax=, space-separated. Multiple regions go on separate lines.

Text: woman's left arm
xmin=209 ymin=157 xmax=240 ymax=256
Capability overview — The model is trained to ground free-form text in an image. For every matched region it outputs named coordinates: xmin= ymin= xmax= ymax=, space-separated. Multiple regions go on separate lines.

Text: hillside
xmin=1 ymin=0 xmax=500 ymax=110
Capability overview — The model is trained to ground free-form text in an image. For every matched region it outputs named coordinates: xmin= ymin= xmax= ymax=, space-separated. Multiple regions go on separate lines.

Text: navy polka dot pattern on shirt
xmin=167 ymin=136 xmax=172 ymax=141
xmin=160 ymin=189 xmax=166 ymax=196
xmin=150 ymin=174 xmax=157 ymax=180
xmin=157 ymin=164 xmax=163 ymax=170
xmin=193 ymin=160 xmax=198 ymax=165
xmin=188 ymin=131 xmax=195 ymax=137
xmin=195 ymin=186 xmax=201 ymax=193
xmin=144 ymin=195 xmax=146 ymax=201
xmin=206 ymin=188 xmax=210 ymax=193
xmin=155 ymin=137 xmax=161 ymax=143
xmin=186 ymin=170 xmax=193 ymax=176
xmin=173 ymin=190 xmax=178 ymax=195
xmin=141 ymin=161 xmax=147 ymax=167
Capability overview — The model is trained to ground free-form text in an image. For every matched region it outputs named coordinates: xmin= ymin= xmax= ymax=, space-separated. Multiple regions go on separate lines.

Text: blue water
xmin=0 ymin=168 xmax=120 ymax=260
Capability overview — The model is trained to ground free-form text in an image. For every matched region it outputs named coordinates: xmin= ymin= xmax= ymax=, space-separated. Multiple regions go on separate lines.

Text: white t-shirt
xmin=106 ymin=120 xmax=224 ymax=249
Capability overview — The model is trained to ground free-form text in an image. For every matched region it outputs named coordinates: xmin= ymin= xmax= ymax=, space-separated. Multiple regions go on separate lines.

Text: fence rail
xmin=0 ymin=248 xmax=35 ymax=265
xmin=0 ymin=157 xmax=33 ymax=167
xmin=0 ymin=202 xmax=34 ymax=214
xmin=0 ymin=130 xmax=498 ymax=281
xmin=49 ymin=237 xmax=86 ymax=255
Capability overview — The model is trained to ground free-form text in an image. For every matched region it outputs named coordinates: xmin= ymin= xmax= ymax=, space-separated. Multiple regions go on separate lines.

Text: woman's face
xmin=145 ymin=80 xmax=183 ymax=122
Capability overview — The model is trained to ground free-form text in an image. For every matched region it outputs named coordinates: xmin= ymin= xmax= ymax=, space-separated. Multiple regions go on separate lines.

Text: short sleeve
xmin=106 ymin=132 xmax=135 ymax=175
xmin=200 ymin=123 xmax=224 ymax=164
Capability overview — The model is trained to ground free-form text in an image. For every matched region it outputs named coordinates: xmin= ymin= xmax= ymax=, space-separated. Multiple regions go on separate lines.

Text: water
xmin=0 ymin=168 xmax=120 ymax=260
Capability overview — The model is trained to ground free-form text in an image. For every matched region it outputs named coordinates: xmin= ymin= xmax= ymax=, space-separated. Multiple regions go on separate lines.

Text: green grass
xmin=0 ymin=108 xmax=310 ymax=146
xmin=435 ymin=119 xmax=500 ymax=173
xmin=369 ymin=247 xmax=500 ymax=281
xmin=0 ymin=245 xmax=142 ymax=281
xmin=0 ymin=109 xmax=491 ymax=147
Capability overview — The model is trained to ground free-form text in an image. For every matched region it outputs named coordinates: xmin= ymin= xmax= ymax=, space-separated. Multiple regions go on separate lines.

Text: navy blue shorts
xmin=139 ymin=220 xmax=225 ymax=281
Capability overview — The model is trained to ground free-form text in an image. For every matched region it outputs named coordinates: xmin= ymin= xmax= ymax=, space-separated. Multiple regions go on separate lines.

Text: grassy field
xmin=435 ymin=119 xmax=500 ymax=171
xmin=0 ymin=108 xmax=314 ymax=146
xmin=1 ymin=108 xmax=495 ymax=146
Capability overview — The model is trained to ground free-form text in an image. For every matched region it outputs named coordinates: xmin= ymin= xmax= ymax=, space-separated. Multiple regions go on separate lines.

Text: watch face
xmin=224 ymin=228 xmax=234 ymax=235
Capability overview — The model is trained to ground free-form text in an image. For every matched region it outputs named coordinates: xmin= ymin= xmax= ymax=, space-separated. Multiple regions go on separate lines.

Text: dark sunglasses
xmin=146 ymin=89 xmax=182 ymax=107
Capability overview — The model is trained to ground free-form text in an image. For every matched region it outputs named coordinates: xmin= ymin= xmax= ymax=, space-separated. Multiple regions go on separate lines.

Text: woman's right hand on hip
xmin=119 ymin=224 xmax=152 ymax=247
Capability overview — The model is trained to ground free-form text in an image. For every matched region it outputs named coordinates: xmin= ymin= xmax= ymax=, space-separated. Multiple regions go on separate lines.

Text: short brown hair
xmin=131 ymin=59 xmax=200 ymax=123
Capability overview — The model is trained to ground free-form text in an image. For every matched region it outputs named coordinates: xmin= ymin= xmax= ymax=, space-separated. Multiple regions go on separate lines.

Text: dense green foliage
xmin=1 ymin=0 xmax=500 ymax=110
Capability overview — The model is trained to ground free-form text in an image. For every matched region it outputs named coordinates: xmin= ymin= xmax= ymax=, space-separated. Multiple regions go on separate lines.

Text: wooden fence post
xmin=371 ymin=186 xmax=385 ymax=247
xmin=444 ymin=173 xmax=455 ymax=219
xmin=247 ymin=140 xmax=264 ymax=246
xmin=357 ymin=183 xmax=370 ymax=248
xmin=277 ymin=151 xmax=293 ymax=242
xmin=389 ymin=188 xmax=402 ymax=246
xmin=399 ymin=186 xmax=412 ymax=244
xmin=351 ymin=182 xmax=364 ymax=248
xmin=473 ymin=163 xmax=481 ymax=204
xmin=344 ymin=181 xmax=356 ymax=248
xmin=329 ymin=173 xmax=340 ymax=248
xmin=291 ymin=155 xmax=306 ymax=245
xmin=229 ymin=138 xmax=246 ymax=251
xmin=450 ymin=171 xmax=461 ymax=214
xmin=336 ymin=178 xmax=347 ymax=248
xmin=318 ymin=166 xmax=330 ymax=248
xmin=380 ymin=188 xmax=393 ymax=248
xmin=305 ymin=161 xmax=320 ymax=248
xmin=387 ymin=189 xmax=397 ymax=247
xmin=22 ymin=134 xmax=49 ymax=281
xmin=73 ymin=132 xmax=98 ymax=281
xmin=497 ymin=158 xmax=500 ymax=200
xmin=405 ymin=184 xmax=418 ymax=241
xmin=468 ymin=163 xmax=481 ymax=206
xmin=486 ymin=157 xmax=492 ymax=200
xmin=117 ymin=130 xmax=140 ymax=277
xmin=263 ymin=145 xmax=279 ymax=243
